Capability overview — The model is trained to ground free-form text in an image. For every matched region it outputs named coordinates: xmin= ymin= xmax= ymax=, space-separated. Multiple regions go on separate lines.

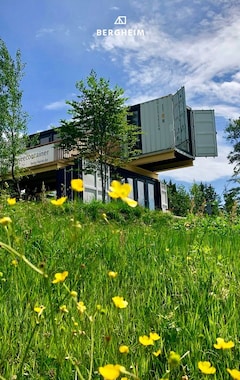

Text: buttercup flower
xmin=214 ymin=337 xmax=234 ymax=349
xmin=139 ymin=335 xmax=154 ymax=346
xmin=59 ymin=305 xmax=69 ymax=313
xmin=70 ymin=290 xmax=78 ymax=298
xmin=153 ymin=349 xmax=162 ymax=357
xmin=7 ymin=197 xmax=16 ymax=206
xmin=108 ymin=180 xmax=137 ymax=207
xmin=119 ymin=345 xmax=129 ymax=354
xmin=52 ymin=271 xmax=68 ymax=284
xmin=71 ymin=179 xmax=84 ymax=192
xmin=108 ymin=271 xmax=118 ymax=278
xmin=11 ymin=259 xmax=18 ymax=267
xmin=77 ymin=301 xmax=86 ymax=314
xmin=50 ymin=196 xmax=67 ymax=206
xmin=198 ymin=361 xmax=216 ymax=375
xmin=34 ymin=305 xmax=45 ymax=317
xmin=112 ymin=296 xmax=128 ymax=309
xmin=227 ymin=368 xmax=240 ymax=379
xmin=0 ymin=217 xmax=12 ymax=226
xmin=168 ymin=351 xmax=181 ymax=367
xmin=150 ymin=332 xmax=161 ymax=341
xmin=99 ymin=364 xmax=125 ymax=380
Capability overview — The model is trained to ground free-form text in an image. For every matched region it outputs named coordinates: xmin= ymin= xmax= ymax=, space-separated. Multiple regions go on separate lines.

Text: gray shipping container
xmin=139 ymin=87 xmax=217 ymax=159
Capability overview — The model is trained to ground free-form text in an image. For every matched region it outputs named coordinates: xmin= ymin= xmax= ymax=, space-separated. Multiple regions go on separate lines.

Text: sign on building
xmin=18 ymin=144 xmax=55 ymax=168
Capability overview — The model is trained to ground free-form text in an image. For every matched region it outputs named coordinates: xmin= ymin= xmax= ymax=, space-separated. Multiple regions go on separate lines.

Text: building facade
xmin=3 ymin=87 xmax=217 ymax=210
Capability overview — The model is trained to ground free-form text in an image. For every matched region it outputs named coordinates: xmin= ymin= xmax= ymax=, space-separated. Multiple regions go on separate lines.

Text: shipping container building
xmin=2 ymin=87 xmax=217 ymax=210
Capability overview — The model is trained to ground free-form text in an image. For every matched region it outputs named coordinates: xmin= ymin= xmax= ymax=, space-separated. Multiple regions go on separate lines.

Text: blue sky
xmin=1 ymin=0 xmax=240 ymax=198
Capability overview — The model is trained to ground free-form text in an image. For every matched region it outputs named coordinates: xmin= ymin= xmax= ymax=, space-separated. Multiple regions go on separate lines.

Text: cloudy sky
xmin=1 ymin=0 xmax=240 ymax=197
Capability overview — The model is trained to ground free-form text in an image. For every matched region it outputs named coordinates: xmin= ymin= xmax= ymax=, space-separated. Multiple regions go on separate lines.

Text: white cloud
xmin=91 ymin=2 xmax=240 ymax=119
xmin=44 ymin=100 xmax=67 ymax=110
xmin=159 ymin=132 xmax=235 ymax=183
xmin=36 ymin=25 xmax=70 ymax=39
xmin=35 ymin=28 xmax=56 ymax=38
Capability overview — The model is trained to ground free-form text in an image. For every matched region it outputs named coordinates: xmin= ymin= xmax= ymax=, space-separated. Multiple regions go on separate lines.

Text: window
xmin=137 ymin=180 xmax=145 ymax=207
xmin=148 ymin=183 xmax=155 ymax=210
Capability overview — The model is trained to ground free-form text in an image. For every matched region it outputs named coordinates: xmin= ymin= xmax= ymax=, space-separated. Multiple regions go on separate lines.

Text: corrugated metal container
xmin=192 ymin=110 xmax=217 ymax=157
xmin=131 ymin=87 xmax=218 ymax=170
xmin=173 ymin=87 xmax=190 ymax=154
xmin=140 ymin=94 xmax=175 ymax=154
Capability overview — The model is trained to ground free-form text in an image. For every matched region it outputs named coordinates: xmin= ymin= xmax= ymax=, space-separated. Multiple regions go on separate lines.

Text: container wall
xmin=173 ymin=87 xmax=191 ymax=154
xmin=140 ymin=95 xmax=175 ymax=154
xmin=192 ymin=110 xmax=218 ymax=157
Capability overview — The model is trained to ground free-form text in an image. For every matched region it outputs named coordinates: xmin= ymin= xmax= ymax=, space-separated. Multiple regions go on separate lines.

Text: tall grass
xmin=0 ymin=200 xmax=240 ymax=379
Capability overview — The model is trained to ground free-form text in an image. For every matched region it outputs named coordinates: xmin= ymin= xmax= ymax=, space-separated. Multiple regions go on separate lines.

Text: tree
xmin=58 ymin=70 xmax=140 ymax=202
xmin=0 ymin=38 xmax=28 ymax=196
xmin=166 ymin=180 xmax=191 ymax=216
xmin=225 ymin=118 xmax=240 ymax=178
xmin=223 ymin=185 xmax=240 ymax=215
xmin=225 ymin=118 xmax=240 ymax=200
xmin=190 ymin=182 xmax=220 ymax=215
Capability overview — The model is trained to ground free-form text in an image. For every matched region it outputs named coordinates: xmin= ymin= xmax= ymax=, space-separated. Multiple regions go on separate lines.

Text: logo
xmin=114 ymin=16 xmax=127 ymax=25
xmin=96 ymin=16 xmax=145 ymax=37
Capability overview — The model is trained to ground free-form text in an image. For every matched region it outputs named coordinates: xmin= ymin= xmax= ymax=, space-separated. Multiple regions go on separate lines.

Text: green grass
xmin=0 ymin=199 xmax=240 ymax=379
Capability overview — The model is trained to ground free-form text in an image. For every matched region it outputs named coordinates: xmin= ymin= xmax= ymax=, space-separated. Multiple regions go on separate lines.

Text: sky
xmin=1 ymin=0 xmax=240 ymax=199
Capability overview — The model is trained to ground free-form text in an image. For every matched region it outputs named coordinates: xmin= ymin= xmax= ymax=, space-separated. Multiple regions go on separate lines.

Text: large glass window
xmin=84 ymin=189 xmax=96 ymax=203
xmin=127 ymin=178 xmax=134 ymax=198
xmin=137 ymin=180 xmax=145 ymax=207
xmin=84 ymin=173 xmax=96 ymax=187
xmin=40 ymin=136 xmax=50 ymax=145
xmin=148 ymin=183 xmax=155 ymax=210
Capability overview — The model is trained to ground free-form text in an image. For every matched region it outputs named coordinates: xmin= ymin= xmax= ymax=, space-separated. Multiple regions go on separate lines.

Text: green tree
xmin=225 ymin=118 xmax=240 ymax=200
xmin=190 ymin=182 xmax=220 ymax=215
xmin=223 ymin=186 xmax=240 ymax=215
xmin=0 ymin=38 xmax=28 ymax=196
xmin=167 ymin=180 xmax=191 ymax=216
xmin=225 ymin=118 xmax=240 ymax=178
xmin=58 ymin=70 xmax=140 ymax=202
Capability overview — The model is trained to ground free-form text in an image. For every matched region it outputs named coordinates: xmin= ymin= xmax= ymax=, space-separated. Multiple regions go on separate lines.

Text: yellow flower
xmin=120 ymin=378 xmax=128 ymax=380
xmin=59 ymin=305 xmax=69 ymax=313
xmin=112 ymin=296 xmax=128 ymax=309
xmin=77 ymin=301 xmax=86 ymax=314
xmin=227 ymin=369 xmax=240 ymax=379
xmin=108 ymin=180 xmax=137 ymax=207
xmin=71 ymin=179 xmax=84 ymax=192
xmin=168 ymin=351 xmax=181 ymax=367
xmin=0 ymin=216 xmax=12 ymax=226
xmin=7 ymin=197 xmax=16 ymax=206
xmin=34 ymin=305 xmax=45 ymax=317
xmin=214 ymin=337 xmax=234 ymax=349
xmin=52 ymin=271 xmax=68 ymax=284
xmin=150 ymin=332 xmax=161 ymax=341
xmin=139 ymin=335 xmax=154 ymax=346
xmin=11 ymin=259 xmax=18 ymax=267
xmin=70 ymin=290 xmax=78 ymax=298
xmin=153 ymin=349 xmax=162 ymax=357
xmin=119 ymin=345 xmax=129 ymax=354
xmin=108 ymin=271 xmax=118 ymax=278
xmin=99 ymin=364 xmax=125 ymax=380
xmin=50 ymin=196 xmax=67 ymax=206
xmin=198 ymin=361 xmax=216 ymax=375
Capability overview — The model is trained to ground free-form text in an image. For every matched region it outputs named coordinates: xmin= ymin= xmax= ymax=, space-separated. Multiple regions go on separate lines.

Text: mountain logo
xmin=114 ymin=16 xmax=127 ymax=25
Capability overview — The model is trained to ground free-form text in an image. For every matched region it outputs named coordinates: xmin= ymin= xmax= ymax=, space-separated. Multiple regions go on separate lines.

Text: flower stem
xmin=88 ymin=315 xmax=95 ymax=380
xmin=17 ymin=323 xmax=39 ymax=377
xmin=45 ymin=276 xmax=61 ymax=378
xmin=0 ymin=241 xmax=47 ymax=277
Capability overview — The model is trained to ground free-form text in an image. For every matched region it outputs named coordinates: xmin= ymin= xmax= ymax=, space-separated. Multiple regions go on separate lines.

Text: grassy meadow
xmin=0 ymin=196 xmax=240 ymax=379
